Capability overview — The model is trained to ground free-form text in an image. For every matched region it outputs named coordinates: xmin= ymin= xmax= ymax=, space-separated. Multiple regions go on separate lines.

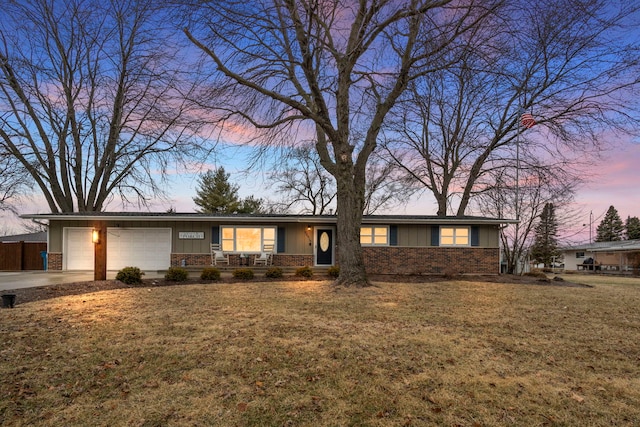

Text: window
xmin=576 ymin=252 xmax=585 ymax=258
xmin=360 ymin=226 xmax=388 ymax=245
xmin=440 ymin=227 xmax=469 ymax=246
xmin=221 ymin=226 xmax=276 ymax=252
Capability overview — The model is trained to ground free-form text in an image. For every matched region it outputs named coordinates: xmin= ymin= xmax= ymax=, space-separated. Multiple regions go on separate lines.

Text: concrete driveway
xmin=0 ymin=271 xmax=165 ymax=292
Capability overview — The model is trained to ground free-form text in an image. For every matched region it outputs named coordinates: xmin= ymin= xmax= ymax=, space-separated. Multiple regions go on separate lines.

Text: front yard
xmin=1 ymin=275 xmax=639 ymax=426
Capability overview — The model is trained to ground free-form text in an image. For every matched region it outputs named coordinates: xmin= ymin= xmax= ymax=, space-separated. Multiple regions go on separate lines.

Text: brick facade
xmin=170 ymin=248 xmax=498 ymax=275
xmin=171 ymin=253 xmax=315 ymax=268
xmin=362 ymin=246 xmax=499 ymax=275
xmin=47 ymin=253 xmax=63 ymax=270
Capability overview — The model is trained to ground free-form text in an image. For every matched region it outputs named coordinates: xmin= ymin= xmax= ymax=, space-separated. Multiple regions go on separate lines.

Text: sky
xmin=3 ymin=135 xmax=638 ymax=246
xmin=1 ymin=1 xmax=639 ymax=246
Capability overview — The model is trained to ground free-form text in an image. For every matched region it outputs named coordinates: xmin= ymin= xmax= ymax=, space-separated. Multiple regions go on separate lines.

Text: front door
xmin=315 ymin=228 xmax=333 ymax=265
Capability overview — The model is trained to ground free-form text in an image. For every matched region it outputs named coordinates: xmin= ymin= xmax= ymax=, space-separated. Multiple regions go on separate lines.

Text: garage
xmin=106 ymin=228 xmax=171 ymax=271
xmin=63 ymin=227 xmax=171 ymax=271
xmin=64 ymin=228 xmax=94 ymax=270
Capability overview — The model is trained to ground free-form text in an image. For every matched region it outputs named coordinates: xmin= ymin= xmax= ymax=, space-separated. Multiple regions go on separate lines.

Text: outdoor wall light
xmin=305 ymin=225 xmax=312 ymax=246
xmin=92 ymin=229 xmax=100 ymax=244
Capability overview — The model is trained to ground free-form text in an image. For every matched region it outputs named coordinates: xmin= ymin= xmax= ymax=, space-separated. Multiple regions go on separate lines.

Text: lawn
xmin=1 ymin=275 xmax=639 ymax=426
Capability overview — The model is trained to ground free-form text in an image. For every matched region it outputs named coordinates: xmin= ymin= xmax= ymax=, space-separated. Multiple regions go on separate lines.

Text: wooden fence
xmin=0 ymin=242 xmax=47 ymax=270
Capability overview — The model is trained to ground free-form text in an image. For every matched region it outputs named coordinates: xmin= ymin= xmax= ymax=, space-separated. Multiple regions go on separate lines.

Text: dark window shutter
xmin=431 ymin=225 xmax=439 ymax=246
xmin=389 ymin=225 xmax=398 ymax=246
xmin=471 ymin=226 xmax=480 ymax=246
xmin=277 ymin=227 xmax=285 ymax=253
xmin=211 ymin=226 xmax=220 ymax=244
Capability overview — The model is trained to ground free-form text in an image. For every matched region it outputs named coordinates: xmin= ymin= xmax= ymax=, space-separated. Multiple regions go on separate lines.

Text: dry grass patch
xmin=1 ymin=277 xmax=639 ymax=426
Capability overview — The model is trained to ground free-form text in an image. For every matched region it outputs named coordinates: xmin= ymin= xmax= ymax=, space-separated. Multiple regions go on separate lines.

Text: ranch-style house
xmin=21 ymin=213 xmax=517 ymax=276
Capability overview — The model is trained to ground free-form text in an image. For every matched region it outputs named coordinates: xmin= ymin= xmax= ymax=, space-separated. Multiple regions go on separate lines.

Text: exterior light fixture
xmin=305 ymin=225 xmax=312 ymax=246
xmin=92 ymin=229 xmax=100 ymax=244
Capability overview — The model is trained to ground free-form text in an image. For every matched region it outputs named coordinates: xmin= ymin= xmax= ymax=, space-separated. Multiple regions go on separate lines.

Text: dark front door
xmin=316 ymin=229 xmax=333 ymax=265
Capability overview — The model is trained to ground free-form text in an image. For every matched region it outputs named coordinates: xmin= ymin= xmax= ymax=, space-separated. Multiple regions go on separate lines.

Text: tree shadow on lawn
xmin=4 ymin=273 xmax=591 ymax=307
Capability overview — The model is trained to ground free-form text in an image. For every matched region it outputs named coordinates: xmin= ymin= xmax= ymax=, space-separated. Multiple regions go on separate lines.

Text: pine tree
xmin=192 ymin=168 xmax=242 ymax=214
xmin=595 ymin=205 xmax=624 ymax=242
xmin=530 ymin=203 xmax=560 ymax=268
xmin=237 ymin=195 xmax=266 ymax=214
xmin=192 ymin=168 xmax=266 ymax=214
xmin=625 ymin=216 xmax=640 ymax=240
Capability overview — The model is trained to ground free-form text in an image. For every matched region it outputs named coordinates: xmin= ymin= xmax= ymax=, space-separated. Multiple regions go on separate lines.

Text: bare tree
xmin=183 ymin=0 xmax=497 ymax=286
xmin=0 ymin=150 xmax=29 ymax=214
xmin=475 ymin=161 xmax=579 ymax=274
xmin=269 ymin=145 xmax=408 ymax=215
xmin=0 ymin=0 xmax=208 ymax=213
xmin=362 ymin=152 xmax=415 ymax=215
xmin=383 ymin=0 xmax=640 ymax=216
xmin=270 ymin=145 xmax=337 ymax=215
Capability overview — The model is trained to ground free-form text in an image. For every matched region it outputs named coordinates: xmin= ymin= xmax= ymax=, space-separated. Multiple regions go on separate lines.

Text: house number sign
xmin=179 ymin=231 xmax=205 ymax=240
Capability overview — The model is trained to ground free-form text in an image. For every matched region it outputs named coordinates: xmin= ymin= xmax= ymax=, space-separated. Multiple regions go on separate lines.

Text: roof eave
xmin=20 ymin=213 xmax=518 ymax=225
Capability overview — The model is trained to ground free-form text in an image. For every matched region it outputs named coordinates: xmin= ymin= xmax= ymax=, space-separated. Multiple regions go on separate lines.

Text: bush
xmin=295 ymin=266 xmax=314 ymax=278
xmin=200 ymin=267 xmax=221 ymax=281
xmin=264 ymin=266 xmax=284 ymax=279
xmin=233 ymin=268 xmax=254 ymax=280
xmin=524 ymin=269 xmax=548 ymax=279
xmin=327 ymin=266 xmax=340 ymax=278
xmin=165 ymin=266 xmax=189 ymax=282
xmin=115 ymin=266 xmax=144 ymax=284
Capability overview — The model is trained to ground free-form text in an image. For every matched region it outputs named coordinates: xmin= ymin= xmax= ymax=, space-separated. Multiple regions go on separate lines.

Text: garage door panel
xmin=64 ymin=228 xmax=94 ymax=270
xmin=107 ymin=228 xmax=171 ymax=271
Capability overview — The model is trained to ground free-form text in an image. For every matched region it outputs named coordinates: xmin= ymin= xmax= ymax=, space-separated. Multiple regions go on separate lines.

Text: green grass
xmin=1 ymin=275 xmax=639 ymax=426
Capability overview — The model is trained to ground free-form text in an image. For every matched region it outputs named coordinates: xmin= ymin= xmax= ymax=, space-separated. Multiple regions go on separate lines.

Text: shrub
xmin=116 ymin=266 xmax=144 ymax=285
xmin=264 ymin=267 xmax=284 ymax=279
xmin=295 ymin=265 xmax=314 ymax=278
xmin=165 ymin=266 xmax=189 ymax=282
xmin=327 ymin=266 xmax=340 ymax=278
xmin=233 ymin=268 xmax=254 ymax=280
xmin=200 ymin=267 xmax=221 ymax=281
xmin=524 ymin=269 xmax=548 ymax=279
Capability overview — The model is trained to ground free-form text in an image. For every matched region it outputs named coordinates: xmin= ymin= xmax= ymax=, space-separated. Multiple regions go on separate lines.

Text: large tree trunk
xmin=334 ymin=177 xmax=369 ymax=287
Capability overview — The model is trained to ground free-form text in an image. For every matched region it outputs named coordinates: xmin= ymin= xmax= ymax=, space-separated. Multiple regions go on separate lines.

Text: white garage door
xmin=106 ymin=228 xmax=171 ymax=271
xmin=64 ymin=228 xmax=94 ymax=270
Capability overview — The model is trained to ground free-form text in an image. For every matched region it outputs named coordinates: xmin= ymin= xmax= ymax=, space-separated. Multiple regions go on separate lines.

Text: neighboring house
xmin=0 ymin=231 xmax=47 ymax=243
xmin=562 ymin=240 xmax=640 ymax=273
xmin=20 ymin=213 xmax=517 ymax=275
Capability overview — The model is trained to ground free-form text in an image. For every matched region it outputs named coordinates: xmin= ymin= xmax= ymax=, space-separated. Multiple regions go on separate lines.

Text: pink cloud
xmin=569 ymin=141 xmax=640 ymax=242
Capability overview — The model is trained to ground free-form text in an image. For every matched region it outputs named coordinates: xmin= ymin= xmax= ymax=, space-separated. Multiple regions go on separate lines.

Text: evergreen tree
xmin=595 ymin=206 xmax=624 ymax=242
xmin=237 ymin=195 xmax=266 ymax=214
xmin=530 ymin=203 xmax=560 ymax=268
xmin=192 ymin=168 xmax=266 ymax=214
xmin=193 ymin=168 xmax=242 ymax=214
xmin=625 ymin=216 xmax=640 ymax=240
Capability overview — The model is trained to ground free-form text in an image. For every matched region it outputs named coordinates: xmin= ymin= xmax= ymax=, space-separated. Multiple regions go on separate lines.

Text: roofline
xmin=20 ymin=212 xmax=518 ymax=225
xmin=562 ymin=239 xmax=640 ymax=251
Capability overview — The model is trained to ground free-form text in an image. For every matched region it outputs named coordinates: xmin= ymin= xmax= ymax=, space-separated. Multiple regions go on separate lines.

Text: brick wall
xmin=362 ymin=246 xmax=499 ymax=275
xmin=170 ymin=248 xmax=498 ymax=275
xmin=170 ymin=253 xmax=315 ymax=268
xmin=48 ymin=253 xmax=63 ymax=270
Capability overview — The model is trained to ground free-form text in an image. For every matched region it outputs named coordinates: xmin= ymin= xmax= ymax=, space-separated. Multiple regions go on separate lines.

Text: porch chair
xmin=253 ymin=244 xmax=274 ymax=266
xmin=210 ymin=243 xmax=229 ymax=266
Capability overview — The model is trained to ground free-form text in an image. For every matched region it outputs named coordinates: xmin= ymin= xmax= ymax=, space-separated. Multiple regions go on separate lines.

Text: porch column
xmin=93 ymin=221 xmax=107 ymax=281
